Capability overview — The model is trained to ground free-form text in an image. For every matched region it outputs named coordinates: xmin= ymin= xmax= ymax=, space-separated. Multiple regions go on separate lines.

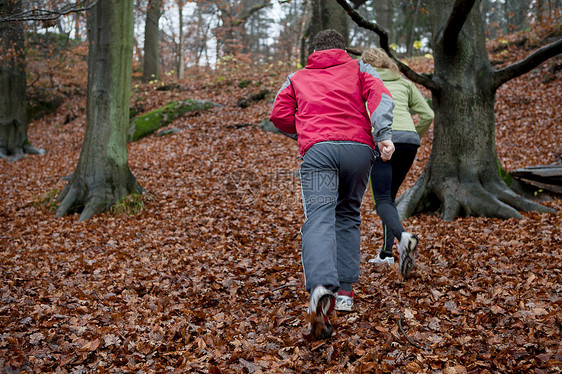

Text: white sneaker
xmin=368 ymin=252 xmax=395 ymax=264
xmin=399 ymin=232 xmax=418 ymax=279
xmin=335 ymin=290 xmax=353 ymax=312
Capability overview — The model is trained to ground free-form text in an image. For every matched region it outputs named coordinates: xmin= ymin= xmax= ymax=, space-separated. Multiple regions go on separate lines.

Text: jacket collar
xmin=376 ymin=68 xmax=401 ymax=81
xmin=306 ymin=49 xmax=351 ymax=69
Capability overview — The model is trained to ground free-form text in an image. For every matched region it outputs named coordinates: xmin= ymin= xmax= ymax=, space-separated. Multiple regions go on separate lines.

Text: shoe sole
xmin=400 ymin=235 xmax=418 ymax=278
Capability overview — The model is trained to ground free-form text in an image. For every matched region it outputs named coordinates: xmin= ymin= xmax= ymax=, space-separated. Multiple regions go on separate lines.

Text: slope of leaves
xmin=0 ymin=38 xmax=561 ymax=373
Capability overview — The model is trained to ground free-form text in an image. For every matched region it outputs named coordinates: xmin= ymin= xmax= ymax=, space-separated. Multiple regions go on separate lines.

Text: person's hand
xmin=379 ymin=139 xmax=395 ymax=161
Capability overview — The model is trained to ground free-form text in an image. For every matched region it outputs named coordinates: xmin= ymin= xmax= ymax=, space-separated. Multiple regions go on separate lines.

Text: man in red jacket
xmin=270 ymin=29 xmax=395 ymax=340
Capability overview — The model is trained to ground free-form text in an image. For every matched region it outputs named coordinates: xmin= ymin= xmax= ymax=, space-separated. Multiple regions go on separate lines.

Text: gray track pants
xmin=299 ymin=141 xmax=375 ymax=293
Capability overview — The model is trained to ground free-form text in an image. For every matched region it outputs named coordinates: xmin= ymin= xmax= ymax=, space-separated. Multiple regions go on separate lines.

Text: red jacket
xmin=270 ymin=49 xmax=394 ymax=156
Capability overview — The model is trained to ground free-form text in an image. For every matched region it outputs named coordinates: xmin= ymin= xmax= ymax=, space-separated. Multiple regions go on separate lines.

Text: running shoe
xmin=399 ymin=232 xmax=418 ymax=278
xmin=368 ymin=251 xmax=395 ymax=265
xmin=307 ymin=286 xmax=336 ymax=340
xmin=335 ymin=290 xmax=353 ymax=312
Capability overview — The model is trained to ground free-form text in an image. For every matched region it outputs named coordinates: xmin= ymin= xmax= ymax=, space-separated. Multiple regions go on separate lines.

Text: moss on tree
xmin=128 ymin=99 xmax=216 ymax=142
xmin=496 ymin=159 xmax=513 ymax=186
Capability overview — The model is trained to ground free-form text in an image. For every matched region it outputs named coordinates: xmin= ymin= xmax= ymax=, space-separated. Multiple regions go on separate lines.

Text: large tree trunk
xmin=321 ymin=0 xmax=350 ymax=41
xmin=143 ymin=0 xmax=162 ymax=82
xmin=0 ymin=0 xmax=44 ymax=160
xmin=56 ymin=0 xmax=142 ymax=221
xmin=304 ymin=0 xmax=350 ymax=56
xmin=396 ymin=0 xmax=555 ymax=221
xmin=376 ymin=0 xmax=394 ymax=46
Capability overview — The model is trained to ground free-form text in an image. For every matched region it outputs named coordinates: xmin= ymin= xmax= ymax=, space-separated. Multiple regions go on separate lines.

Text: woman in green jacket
xmin=364 ymin=48 xmax=433 ymax=277
xmin=336 ymin=48 xmax=433 ymax=311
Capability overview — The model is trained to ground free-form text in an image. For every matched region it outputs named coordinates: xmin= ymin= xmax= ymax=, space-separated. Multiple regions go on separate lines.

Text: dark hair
xmin=312 ymin=29 xmax=346 ymax=51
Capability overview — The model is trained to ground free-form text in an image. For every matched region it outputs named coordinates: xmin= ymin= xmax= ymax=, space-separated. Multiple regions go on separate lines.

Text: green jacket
xmin=376 ymin=68 xmax=434 ymax=145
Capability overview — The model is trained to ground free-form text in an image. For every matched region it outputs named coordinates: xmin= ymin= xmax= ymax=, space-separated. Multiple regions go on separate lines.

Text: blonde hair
xmin=361 ymin=48 xmax=400 ymax=75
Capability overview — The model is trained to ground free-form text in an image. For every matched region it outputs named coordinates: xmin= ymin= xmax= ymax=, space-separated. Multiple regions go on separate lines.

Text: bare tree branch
xmin=232 ymin=0 xmax=290 ymax=26
xmin=232 ymin=1 xmax=270 ymax=26
xmin=440 ymin=0 xmax=476 ymax=52
xmin=336 ymin=0 xmax=438 ymax=92
xmin=0 ymin=0 xmax=99 ymax=23
xmin=492 ymin=37 xmax=562 ymax=90
xmin=345 ymin=47 xmax=362 ymax=55
xmin=335 ymin=0 xmax=389 ymax=50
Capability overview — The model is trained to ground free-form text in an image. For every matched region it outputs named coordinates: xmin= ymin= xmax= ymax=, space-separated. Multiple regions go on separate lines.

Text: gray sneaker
xmin=399 ymin=232 xmax=418 ymax=278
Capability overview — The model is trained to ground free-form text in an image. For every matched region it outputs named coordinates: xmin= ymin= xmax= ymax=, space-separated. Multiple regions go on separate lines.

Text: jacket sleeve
xmin=358 ymin=60 xmax=394 ymax=143
xmin=269 ymin=74 xmax=298 ymax=135
xmin=408 ymin=81 xmax=434 ymax=138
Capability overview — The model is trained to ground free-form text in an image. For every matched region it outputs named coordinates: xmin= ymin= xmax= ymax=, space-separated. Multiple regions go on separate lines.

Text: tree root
xmin=79 ymin=195 xmax=112 ymax=221
xmin=23 ymin=143 xmax=45 ymax=155
xmin=488 ymin=181 xmax=556 ymax=214
xmin=397 ymin=170 xmax=557 ymax=221
xmin=0 ymin=147 xmax=9 ymax=159
xmin=0 ymin=143 xmax=45 ymax=161
xmin=56 ymin=184 xmax=80 ymax=218
xmin=56 ymin=170 xmax=143 ymax=221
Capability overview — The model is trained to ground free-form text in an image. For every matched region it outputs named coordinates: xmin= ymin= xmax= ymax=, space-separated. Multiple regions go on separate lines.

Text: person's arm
xmin=270 ymin=74 xmax=298 ymax=135
xmin=408 ymin=81 xmax=434 ymax=138
xmin=358 ymin=60 xmax=394 ymax=144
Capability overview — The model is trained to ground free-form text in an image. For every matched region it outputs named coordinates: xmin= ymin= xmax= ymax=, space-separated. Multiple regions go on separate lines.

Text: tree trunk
xmin=505 ymin=0 xmax=531 ymax=32
xmin=194 ymin=5 xmax=207 ymax=67
xmin=304 ymin=0 xmax=350 ymax=56
xmin=303 ymin=0 xmax=320 ymax=57
xmin=535 ymin=0 xmax=546 ymax=22
xmin=74 ymin=11 xmax=81 ymax=40
xmin=0 ymin=0 xmax=44 ymax=160
xmin=396 ymin=0 xmax=554 ymax=221
xmin=56 ymin=0 xmax=142 ymax=221
xmin=405 ymin=0 xmax=421 ymax=56
xmin=143 ymin=0 xmax=162 ymax=82
xmin=376 ymin=0 xmax=394 ymax=45
xmin=482 ymin=0 xmax=499 ymax=38
xmin=178 ymin=1 xmax=185 ymax=79
xmin=321 ymin=0 xmax=349 ymax=42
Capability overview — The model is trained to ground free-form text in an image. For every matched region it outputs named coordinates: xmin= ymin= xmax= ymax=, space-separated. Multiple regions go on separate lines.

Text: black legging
xmin=370 ymin=143 xmax=419 ymax=253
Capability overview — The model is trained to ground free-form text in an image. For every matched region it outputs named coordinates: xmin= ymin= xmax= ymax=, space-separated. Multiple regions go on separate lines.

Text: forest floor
xmin=1 ymin=30 xmax=561 ymax=373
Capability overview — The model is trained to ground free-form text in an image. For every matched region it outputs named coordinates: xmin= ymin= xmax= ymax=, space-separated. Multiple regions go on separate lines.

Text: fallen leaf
xmin=404 ymin=308 xmax=415 ymax=320
xmin=29 ymin=332 xmax=44 ymax=345
xmin=80 ymin=339 xmax=100 ymax=352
